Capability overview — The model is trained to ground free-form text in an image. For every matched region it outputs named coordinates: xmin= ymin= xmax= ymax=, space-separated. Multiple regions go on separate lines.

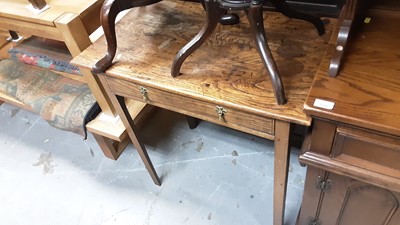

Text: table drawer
xmin=331 ymin=126 xmax=400 ymax=176
xmin=106 ymin=76 xmax=275 ymax=139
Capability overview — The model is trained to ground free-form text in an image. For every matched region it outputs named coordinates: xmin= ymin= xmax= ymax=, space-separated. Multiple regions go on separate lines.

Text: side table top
xmin=304 ymin=8 xmax=400 ymax=136
xmin=72 ymin=0 xmax=336 ymax=126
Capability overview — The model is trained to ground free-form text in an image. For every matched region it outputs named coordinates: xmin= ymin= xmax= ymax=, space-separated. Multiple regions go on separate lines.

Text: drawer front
xmin=106 ymin=76 xmax=275 ymax=139
xmin=332 ymin=126 xmax=400 ymax=175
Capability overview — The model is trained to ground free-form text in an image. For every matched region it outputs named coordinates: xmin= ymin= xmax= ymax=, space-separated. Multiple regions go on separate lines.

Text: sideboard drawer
xmin=331 ymin=126 xmax=400 ymax=176
xmin=106 ymin=76 xmax=275 ymax=139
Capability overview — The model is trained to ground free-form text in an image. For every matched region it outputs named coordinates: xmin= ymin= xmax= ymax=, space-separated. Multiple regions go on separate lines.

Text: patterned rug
xmin=0 ymin=59 xmax=95 ymax=136
xmin=8 ymin=37 xmax=81 ymax=75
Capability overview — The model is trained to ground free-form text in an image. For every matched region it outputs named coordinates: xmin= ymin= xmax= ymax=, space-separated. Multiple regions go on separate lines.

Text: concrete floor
xmin=0 ymin=103 xmax=306 ymax=225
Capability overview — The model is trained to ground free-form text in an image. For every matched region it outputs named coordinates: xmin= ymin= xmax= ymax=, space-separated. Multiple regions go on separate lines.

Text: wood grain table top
xmin=304 ymin=8 xmax=400 ymax=136
xmin=72 ymin=0 xmax=337 ymax=126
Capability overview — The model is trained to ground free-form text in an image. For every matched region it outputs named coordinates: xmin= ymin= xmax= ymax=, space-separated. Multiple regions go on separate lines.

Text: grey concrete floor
xmin=0 ymin=103 xmax=306 ymax=225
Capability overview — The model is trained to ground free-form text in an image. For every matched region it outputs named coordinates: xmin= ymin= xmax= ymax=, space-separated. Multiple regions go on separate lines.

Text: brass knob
xmin=215 ymin=106 xmax=227 ymax=122
xmin=139 ymin=86 xmax=148 ymax=102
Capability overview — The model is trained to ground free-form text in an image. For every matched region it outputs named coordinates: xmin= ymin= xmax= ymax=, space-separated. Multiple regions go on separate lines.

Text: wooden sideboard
xmin=297 ymin=4 xmax=400 ymax=225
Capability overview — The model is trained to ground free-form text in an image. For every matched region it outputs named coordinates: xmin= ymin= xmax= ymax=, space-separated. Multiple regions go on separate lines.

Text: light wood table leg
xmin=54 ymin=13 xmax=91 ymax=58
xmin=98 ymin=75 xmax=161 ymax=186
xmin=81 ymin=68 xmax=118 ymax=116
xmin=55 ymin=13 xmax=117 ymax=117
xmin=92 ymin=133 xmax=130 ymax=160
xmin=56 ymin=12 xmax=131 ymax=160
xmin=274 ymin=120 xmax=291 ymax=225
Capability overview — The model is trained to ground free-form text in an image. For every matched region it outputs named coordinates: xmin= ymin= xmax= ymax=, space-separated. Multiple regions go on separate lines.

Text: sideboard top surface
xmin=73 ymin=0 xmax=337 ymax=125
xmin=304 ymin=8 xmax=400 ymax=136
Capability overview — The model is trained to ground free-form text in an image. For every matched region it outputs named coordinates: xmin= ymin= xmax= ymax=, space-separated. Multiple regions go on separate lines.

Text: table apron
xmin=106 ymin=76 xmax=275 ymax=140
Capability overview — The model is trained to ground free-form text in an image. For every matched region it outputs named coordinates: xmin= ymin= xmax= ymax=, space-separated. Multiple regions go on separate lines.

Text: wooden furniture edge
xmin=86 ymin=100 xmax=155 ymax=141
xmin=273 ymin=120 xmax=291 ymax=225
xmin=299 ymin=151 xmax=400 ymax=193
xmin=0 ymin=16 xmax=62 ymax=40
xmin=54 ymin=12 xmax=119 ymax=117
xmin=54 ymin=12 xmax=92 ymax=57
xmin=0 ymin=92 xmax=34 ymax=111
xmin=79 ymin=0 xmax=103 ymax=36
xmin=0 ymin=0 xmax=102 ymax=27
xmin=98 ymin=74 xmax=161 ymax=185
xmin=303 ymin=8 xmax=400 ymax=137
xmin=108 ymin=71 xmax=312 ymax=126
xmin=54 ymin=69 xmax=87 ymax=83
xmin=92 ymin=132 xmax=130 ymax=160
xmin=304 ymin=102 xmax=400 ymax=138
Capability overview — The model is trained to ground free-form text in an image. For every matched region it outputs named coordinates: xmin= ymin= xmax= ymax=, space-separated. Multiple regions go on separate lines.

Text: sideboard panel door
xmin=318 ymin=173 xmax=400 ymax=225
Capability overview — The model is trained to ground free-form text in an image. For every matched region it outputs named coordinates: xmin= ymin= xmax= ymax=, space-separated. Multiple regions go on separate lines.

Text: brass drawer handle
xmin=215 ymin=106 xmax=227 ymax=122
xmin=139 ymin=86 xmax=148 ymax=102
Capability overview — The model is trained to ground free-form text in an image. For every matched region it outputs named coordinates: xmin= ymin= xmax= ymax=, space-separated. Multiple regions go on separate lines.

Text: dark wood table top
xmin=72 ymin=0 xmax=336 ymax=126
xmin=304 ymin=7 xmax=400 ymax=136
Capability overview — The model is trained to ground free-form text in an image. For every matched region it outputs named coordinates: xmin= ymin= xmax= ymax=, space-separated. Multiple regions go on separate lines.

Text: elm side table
xmin=72 ymin=1 xmax=335 ymax=224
